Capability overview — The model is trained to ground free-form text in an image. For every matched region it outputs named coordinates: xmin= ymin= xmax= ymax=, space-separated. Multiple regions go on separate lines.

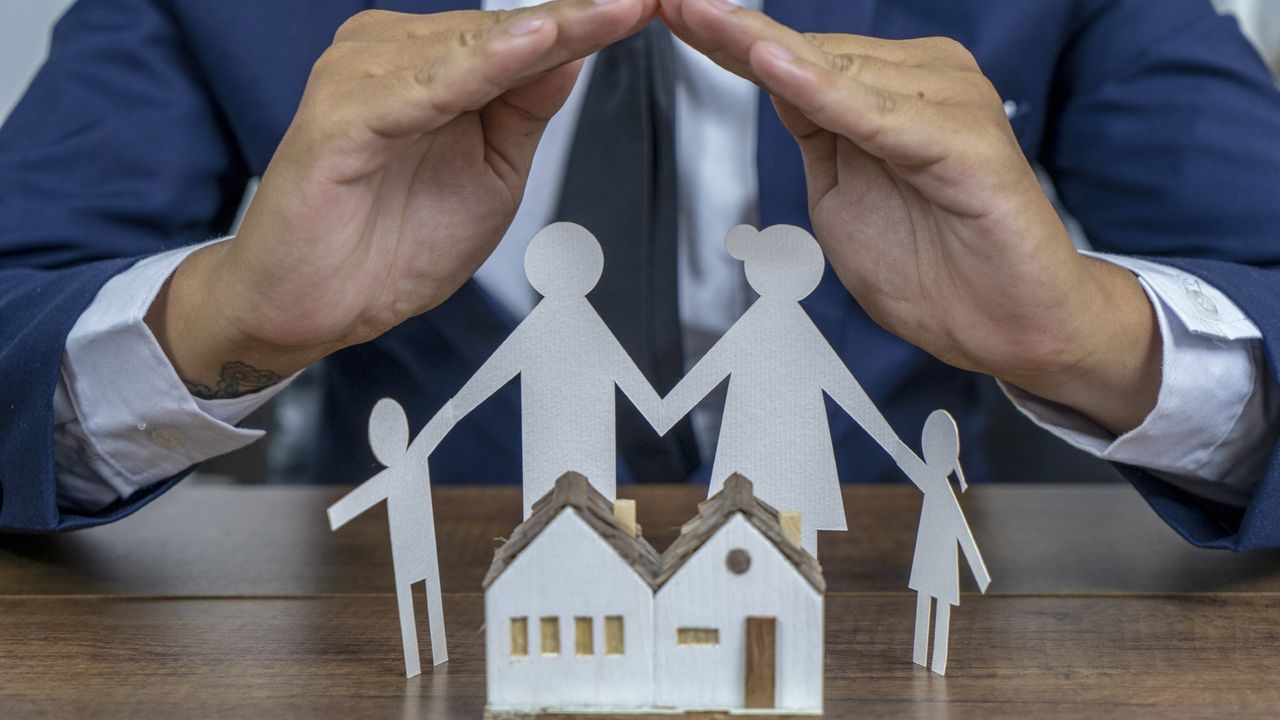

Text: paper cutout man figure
xmin=906 ymin=409 xmax=991 ymax=676
xmin=446 ymin=223 xmax=664 ymax=517
xmin=327 ymin=398 xmax=451 ymax=677
xmin=662 ymin=225 xmax=921 ymax=554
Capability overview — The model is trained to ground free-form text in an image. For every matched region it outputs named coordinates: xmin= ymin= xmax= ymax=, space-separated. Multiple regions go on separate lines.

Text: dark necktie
xmin=556 ymin=22 xmax=700 ymax=483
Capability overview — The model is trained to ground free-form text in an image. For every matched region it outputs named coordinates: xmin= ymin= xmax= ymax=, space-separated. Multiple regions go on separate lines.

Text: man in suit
xmin=1 ymin=0 xmax=1278 ymax=550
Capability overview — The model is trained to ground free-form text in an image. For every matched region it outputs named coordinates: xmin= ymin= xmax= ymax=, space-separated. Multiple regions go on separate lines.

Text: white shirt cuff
xmin=56 ymin=239 xmax=294 ymax=508
xmin=1001 ymin=253 xmax=1275 ymax=507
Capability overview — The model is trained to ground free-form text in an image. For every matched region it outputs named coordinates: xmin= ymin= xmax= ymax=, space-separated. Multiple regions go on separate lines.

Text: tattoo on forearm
xmin=184 ymin=361 xmax=283 ymax=400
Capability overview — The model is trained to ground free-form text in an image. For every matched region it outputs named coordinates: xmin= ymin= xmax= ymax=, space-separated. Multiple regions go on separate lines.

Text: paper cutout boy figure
xmin=662 ymin=225 xmax=921 ymax=555
xmin=327 ymin=398 xmax=451 ymax=677
xmin=906 ymin=409 xmax=991 ymax=675
xmin=446 ymin=223 xmax=664 ymax=518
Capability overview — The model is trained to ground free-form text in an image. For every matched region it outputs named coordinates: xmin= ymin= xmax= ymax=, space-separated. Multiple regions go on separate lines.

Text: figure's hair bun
xmin=724 ymin=224 xmax=759 ymax=261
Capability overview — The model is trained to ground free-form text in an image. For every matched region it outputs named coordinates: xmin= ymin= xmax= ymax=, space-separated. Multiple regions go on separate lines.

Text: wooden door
xmin=744 ymin=616 xmax=777 ymax=709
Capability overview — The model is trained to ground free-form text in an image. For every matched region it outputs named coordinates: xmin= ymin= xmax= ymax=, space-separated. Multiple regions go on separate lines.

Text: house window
xmin=575 ymin=617 xmax=594 ymax=656
xmin=677 ymin=627 xmax=721 ymax=646
xmin=604 ymin=616 xmax=625 ymax=656
xmin=540 ymin=617 xmax=560 ymax=656
xmin=510 ymin=617 xmax=528 ymax=658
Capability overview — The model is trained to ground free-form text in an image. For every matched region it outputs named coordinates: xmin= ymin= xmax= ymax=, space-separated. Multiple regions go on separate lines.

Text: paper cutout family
xmin=327 ymin=223 xmax=991 ymax=709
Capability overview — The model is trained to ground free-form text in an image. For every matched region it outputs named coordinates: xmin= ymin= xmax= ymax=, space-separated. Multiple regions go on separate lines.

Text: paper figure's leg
xmin=396 ymin=581 xmax=422 ymax=678
xmin=913 ymin=592 xmax=931 ymax=668
xmin=931 ymin=602 xmax=951 ymax=676
xmin=423 ymin=572 xmax=448 ymax=665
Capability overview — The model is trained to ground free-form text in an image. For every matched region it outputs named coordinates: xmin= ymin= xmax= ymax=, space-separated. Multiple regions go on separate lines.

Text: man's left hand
xmin=660 ymin=0 xmax=1161 ymax=435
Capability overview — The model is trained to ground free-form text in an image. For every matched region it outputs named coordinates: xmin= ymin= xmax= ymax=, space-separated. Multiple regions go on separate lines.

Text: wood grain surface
xmin=1 ymin=483 xmax=1278 ymax=718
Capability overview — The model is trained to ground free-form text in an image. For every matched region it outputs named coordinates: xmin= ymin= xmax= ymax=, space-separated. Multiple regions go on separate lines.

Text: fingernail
xmin=705 ymin=0 xmax=737 ymax=11
xmin=758 ymin=40 xmax=795 ymax=63
xmin=508 ymin=14 xmax=548 ymax=36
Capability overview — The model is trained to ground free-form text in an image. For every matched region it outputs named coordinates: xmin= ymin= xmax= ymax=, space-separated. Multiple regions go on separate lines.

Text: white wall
xmin=0 ymin=1 xmax=77 ymax=124
xmin=653 ymin=515 xmax=823 ymax=712
xmin=485 ymin=510 xmax=656 ymax=711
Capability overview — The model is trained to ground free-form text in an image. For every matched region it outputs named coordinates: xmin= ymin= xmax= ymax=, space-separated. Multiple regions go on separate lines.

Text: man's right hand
xmin=146 ymin=0 xmax=655 ymax=398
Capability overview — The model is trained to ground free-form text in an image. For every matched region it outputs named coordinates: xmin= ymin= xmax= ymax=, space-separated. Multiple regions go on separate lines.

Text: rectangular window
xmin=604 ymin=616 xmax=625 ymax=656
xmin=510 ymin=617 xmax=528 ymax=657
xmin=677 ymin=627 xmax=720 ymax=646
xmin=575 ymin=617 xmax=594 ymax=656
xmin=540 ymin=616 xmax=560 ymax=656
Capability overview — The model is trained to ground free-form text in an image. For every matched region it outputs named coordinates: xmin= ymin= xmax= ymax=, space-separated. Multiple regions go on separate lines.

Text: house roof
xmin=481 ymin=472 xmax=662 ymax=590
xmin=653 ymin=474 xmax=826 ymax=593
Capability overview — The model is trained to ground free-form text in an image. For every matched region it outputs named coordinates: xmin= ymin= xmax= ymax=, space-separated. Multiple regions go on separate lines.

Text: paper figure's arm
xmin=818 ymin=343 xmax=926 ymax=488
xmin=608 ymin=338 xmax=665 ymax=432
xmin=327 ymin=471 xmax=391 ymax=531
xmin=448 ymin=321 xmax=527 ymax=422
xmin=952 ymin=486 xmax=992 ymax=592
xmin=405 ymin=400 xmax=456 ymax=464
xmin=658 ymin=330 xmax=734 ymax=434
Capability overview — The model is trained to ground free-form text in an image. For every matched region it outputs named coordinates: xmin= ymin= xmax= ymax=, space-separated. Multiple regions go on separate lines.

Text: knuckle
xmin=310 ymin=45 xmax=349 ymax=80
xmin=928 ymin=36 xmax=977 ymax=67
xmin=873 ymin=88 xmax=898 ymax=116
xmin=457 ymin=28 xmax=486 ymax=48
xmin=829 ymin=53 xmax=862 ymax=78
xmin=803 ymin=32 xmax=829 ymax=51
xmin=334 ymin=10 xmax=386 ymax=42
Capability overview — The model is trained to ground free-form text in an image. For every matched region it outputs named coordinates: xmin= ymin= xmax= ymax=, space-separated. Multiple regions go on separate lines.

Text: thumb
xmin=481 ymin=60 xmax=585 ymax=182
xmin=771 ymin=95 xmax=837 ymax=208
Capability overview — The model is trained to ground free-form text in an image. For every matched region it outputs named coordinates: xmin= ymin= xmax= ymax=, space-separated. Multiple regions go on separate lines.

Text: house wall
xmin=653 ymin=515 xmax=823 ymax=712
xmin=485 ymin=510 xmax=655 ymax=710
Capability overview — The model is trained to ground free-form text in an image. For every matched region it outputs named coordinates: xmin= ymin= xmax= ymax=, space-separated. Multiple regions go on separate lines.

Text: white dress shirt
xmin=50 ymin=0 xmax=1278 ymax=511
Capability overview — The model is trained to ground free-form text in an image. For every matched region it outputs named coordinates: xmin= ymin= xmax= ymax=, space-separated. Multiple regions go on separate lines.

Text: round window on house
xmin=726 ymin=548 xmax=751 ymax=574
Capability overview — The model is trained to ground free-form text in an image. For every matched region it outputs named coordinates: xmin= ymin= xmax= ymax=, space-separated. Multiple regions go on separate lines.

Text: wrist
xmin=145 ymin=242 xmax=323 ymax=398
xmin=997 ymin=257 xmax=1162 ymax=436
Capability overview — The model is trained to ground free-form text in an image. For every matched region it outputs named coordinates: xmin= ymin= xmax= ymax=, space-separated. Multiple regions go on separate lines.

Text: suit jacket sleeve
xmin=1042 ymin=0 xmax=1280 ymax=550
xmin=0 ymin=0 xmax=250 ymax=531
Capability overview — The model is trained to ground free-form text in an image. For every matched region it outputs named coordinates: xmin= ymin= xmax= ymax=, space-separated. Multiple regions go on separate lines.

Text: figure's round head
xmin=524 ymin=222 xmax=604 ymax=298
xmin=368 ymin=397 xmax=410 ymax=468
xmin=922 ymin=409 xmax=961 ymax=471
xmin=725 ymin=224 xmax=824 ymax=301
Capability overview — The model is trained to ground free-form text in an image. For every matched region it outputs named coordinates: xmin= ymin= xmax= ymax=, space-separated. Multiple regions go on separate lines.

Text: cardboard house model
xmin=483 ymin=472 xmax=825 ymax=714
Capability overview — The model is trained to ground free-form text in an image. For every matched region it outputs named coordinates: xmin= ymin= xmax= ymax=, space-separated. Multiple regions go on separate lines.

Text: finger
xmin=483 ymin=61 xmax=586 ymax=188
xmin=338 ymin=0 xmax=649 ymax=140
xmin=769 ymin=96 xmax=838 ymax=203
xmin=749 ymin=41 xmax=951 ymax=168
xmin=333 ymin=9 xmax=504 ymax=43
xmin=664 ymin=0 xmax=914 ymax=84
xmin=338 ymin=13 xmax=563 ymax=139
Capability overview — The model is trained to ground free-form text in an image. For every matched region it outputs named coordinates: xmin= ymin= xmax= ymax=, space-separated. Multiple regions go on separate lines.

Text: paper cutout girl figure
xmin=662 ymin=225 xmax=922 ymax=554
xmin=446 ymin=223 xmax=664 ymax=518
xmin=327 ymin=398 xmax=452 ymax=677
xmin=906 ymin=409 xmax=991 ymax=675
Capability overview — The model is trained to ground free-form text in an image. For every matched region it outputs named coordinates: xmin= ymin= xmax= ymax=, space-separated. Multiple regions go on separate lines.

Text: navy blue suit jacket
xmin=2 ymin=0 xmax=1280 ymax=549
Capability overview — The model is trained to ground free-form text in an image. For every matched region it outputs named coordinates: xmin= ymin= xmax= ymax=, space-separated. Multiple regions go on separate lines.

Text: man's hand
xmin=660 ymin=0 xmax=1160 ymax=435
xmin=147 ymin=0 xmax=656 ymax=397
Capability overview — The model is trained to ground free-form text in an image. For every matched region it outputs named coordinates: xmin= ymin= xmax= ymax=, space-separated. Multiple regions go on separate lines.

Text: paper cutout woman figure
xmin=906 ymin=409 xmax=991 ymax=676
xmin=446 ymin=222 xmax=664 ymax=518
xmin=327 ymin=398 xmax=452 ymax=677
xmin=662 ymin=225 xmax=921 ymax=554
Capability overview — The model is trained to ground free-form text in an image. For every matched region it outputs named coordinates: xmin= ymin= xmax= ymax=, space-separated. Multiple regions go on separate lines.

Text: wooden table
xmin=1 ymin=483 xmax=1278 ymax=718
